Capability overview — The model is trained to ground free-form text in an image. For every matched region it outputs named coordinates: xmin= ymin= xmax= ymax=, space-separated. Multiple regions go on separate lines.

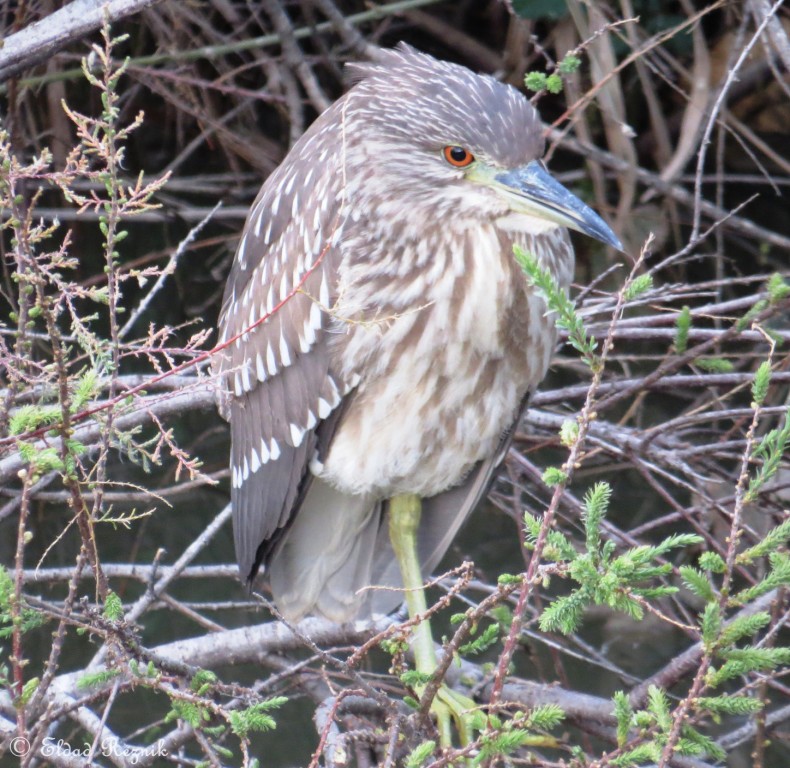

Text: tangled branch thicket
xmin=1 ymin=2 xmax=788 ymax=766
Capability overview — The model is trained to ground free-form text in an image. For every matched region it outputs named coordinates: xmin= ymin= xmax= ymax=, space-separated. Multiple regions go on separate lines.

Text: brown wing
xmin=213 ymin=139 xmax=348 ymax=586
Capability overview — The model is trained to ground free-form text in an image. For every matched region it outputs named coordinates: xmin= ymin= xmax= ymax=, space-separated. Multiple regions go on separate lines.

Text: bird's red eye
xmin=443 ymin=146 xmax=474 ymax=167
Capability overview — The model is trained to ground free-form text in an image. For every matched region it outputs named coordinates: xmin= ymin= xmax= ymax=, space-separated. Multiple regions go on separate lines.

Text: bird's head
xmin=342 ymin=45 xmax=622 ymax=251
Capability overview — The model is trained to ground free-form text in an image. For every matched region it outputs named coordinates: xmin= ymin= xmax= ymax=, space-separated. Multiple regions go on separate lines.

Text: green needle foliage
xmin=751 ymin=360 xmax=772 ymax=407
xmin=535 ymin=454 xmax=790 ymax=765
xmin=0 ymin=567 xmax=46 ymax=640
xmin=737 ymin=272 xmax=790 ymax=331
xmin=611 ymin=684 xmax=727 ymax=765
xmin=399 ymin=669 xmax=433 ymax=687
xmin=737 ymin=518 xmax=790 ymax=564
xmin=406 ymin=740 xmax=436 ymax=768
xmin=103 ymin=591 xmax=123 ymax=621
xmin=613 ymin=691 xmax=632 ymax=748
xmin=623 ymin=273 xmax=653 ymax=301
xmin=695 ymin=357 xmax=734 ymax=373
xmin=744 ymin=413 xmax=790 ymax=504
xmin=228 ymin=697 xmax=288 ymax=738
xmin=525 ymin=482 xmax=701 ymax=635
xmin=674 ymin=305 xmax=692 ymax=353
xmin=165 ymin=697 xmax=211 ymax=729
xmin=471 ymin=706 xmax=564 ymax=765
xmin=459 ymin=621 xmax=500 ymax=656
xmin=516 ymin=246 xmax=600 ymax=370
xmin=77 ymin=668 xmax=122 ymax=690
xmin=524 ymin=52 xmax=583 ymax=94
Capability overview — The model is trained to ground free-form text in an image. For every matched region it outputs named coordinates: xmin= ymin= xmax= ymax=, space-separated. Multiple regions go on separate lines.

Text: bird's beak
xmin=491 ymin=160 xmax=623 ymax=251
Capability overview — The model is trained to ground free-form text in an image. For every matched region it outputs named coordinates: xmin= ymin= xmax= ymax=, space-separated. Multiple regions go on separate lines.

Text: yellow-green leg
xmin=389 ymin=493 xmax=476 ymax=747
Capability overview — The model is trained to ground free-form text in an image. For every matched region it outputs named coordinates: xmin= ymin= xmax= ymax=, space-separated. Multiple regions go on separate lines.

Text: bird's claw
xmin=427 ymin=684 xmax=477 ymax=747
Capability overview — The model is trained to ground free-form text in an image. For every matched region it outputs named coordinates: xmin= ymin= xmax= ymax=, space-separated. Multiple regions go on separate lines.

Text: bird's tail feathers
xmin=268 ymin=478 xmax=381 ymax=622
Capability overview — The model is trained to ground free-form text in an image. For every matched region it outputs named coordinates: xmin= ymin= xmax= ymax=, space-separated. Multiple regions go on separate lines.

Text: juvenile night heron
xmin=215 ymin=47 xmax=620 ymax=733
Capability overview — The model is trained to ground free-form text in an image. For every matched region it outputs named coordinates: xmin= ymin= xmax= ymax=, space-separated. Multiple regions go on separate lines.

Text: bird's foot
xmin=425 ymin=683 xmax=478 ymax=747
